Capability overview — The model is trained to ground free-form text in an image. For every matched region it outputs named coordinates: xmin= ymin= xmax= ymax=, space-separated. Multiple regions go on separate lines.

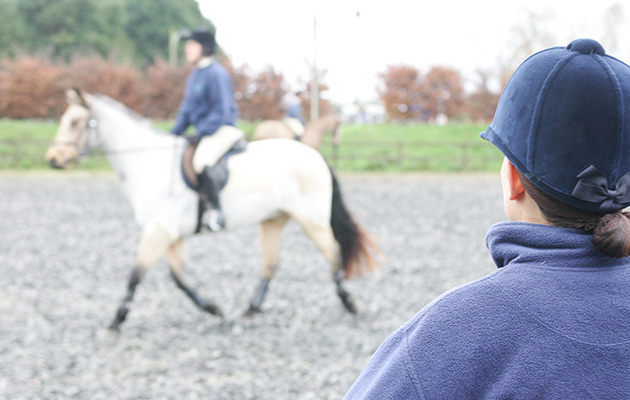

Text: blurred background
xmin=0 ymin=0 xmax=626 ymax=172
xmin=1 ymin=0 xmax=626 ymax=173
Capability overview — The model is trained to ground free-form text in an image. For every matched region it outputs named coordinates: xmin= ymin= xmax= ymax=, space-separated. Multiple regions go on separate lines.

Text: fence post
xmin=333 ymin=142 xmax=339 ymax=168
xmin=461 ymin=142 xmax=469 ymax=171
xmin=11 ymin=139 xmax=20 ymax=168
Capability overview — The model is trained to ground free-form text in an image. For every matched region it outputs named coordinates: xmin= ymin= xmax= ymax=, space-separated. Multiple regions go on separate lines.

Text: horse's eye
xmin=71 ymin=119 xmax=79 ymax=128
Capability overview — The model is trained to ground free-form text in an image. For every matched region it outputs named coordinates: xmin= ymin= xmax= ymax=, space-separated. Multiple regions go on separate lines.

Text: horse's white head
xmin=45 ymin=89 xmax=94 ymax=169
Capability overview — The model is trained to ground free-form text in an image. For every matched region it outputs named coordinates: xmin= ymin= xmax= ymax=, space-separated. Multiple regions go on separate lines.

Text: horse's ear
xmin=66 ymin=88 xmax=92 ymax=107
xmin=77 ymin=90 xmax=92 ymax=107
xmin=66 ymin=88 xmax=81 ymax=105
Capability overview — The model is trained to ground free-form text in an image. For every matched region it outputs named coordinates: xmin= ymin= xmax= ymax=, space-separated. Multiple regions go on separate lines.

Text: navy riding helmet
xmin=482 ymin=38 xmax=630 ymax=213
xmin=180 ymin=27 xmax=216 ymax=55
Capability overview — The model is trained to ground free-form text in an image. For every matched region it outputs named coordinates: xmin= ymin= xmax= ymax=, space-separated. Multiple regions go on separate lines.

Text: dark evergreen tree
xmin=0 ymin=0 xmax=28 ymax=57
xmin=6 ymin=0 xmax=212 ymax=64
xmin=125 ymin=0 xmax=213 ymax=64
xmin=16 ymin=0 xmax=131 ymax=60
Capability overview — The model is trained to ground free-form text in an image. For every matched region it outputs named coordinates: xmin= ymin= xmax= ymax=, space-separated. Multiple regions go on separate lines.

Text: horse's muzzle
xmin=48 ymin=158 xmax=65 ymax=169
xmin=45 ymin=147 xmax=73 ymax=169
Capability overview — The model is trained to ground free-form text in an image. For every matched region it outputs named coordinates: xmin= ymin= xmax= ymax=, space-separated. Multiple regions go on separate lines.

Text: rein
xmin=82 ymin=144 xmax=188 ymax=157
xmin=53 ymin=115 xmax=187 ymax=159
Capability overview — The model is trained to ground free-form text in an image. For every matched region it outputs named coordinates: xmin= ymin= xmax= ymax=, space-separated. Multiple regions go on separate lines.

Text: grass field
xmin=318 ymin=123 xmax=503 ymax=172
xmin=0 ymin=118 xmax=504 ymax=172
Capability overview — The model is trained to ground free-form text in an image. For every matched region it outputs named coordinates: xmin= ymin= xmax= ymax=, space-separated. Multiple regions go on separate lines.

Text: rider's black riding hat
xmin=180 ymin=27 xmax=216 ymax=55
xmin=482 ymin=38 xmax=630 ymax=213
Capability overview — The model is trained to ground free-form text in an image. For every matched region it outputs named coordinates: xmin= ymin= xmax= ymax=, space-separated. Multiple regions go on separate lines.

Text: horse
xmin=45 ymin=89 xmax=377 ymax=331
xmin=253 ymin=114 xmax=342 ymax=150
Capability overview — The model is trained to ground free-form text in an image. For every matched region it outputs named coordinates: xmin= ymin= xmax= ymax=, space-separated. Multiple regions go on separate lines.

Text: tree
xmin=17 ymin=0 xmax=133 ymax=61
xmin=507 ymin=9 xmax=558 ymax=69
xmin=421 ymin=66 xmax=465 ymax=120
xmin=125 ymin=0 xmax=212 ymax=65
xmin=142 ymin=58 xmax=189 ymax=119
xmin=378 ymin=64 xmax=466 ymax=122
xmin=8 ymin=0 xmax=212 ymax=65
xmin=228 ymin=64 xmax=287 ymax=121
xmin=378 ymin=64 xmax=424 ymax=121
xmin=223 ymin=59 xmax=249 ymax=108
xmin=67 ymin=56 xmax=143 ymax=112
xmin=466 ymin=69 xmax=500 ymax=123
xmin=0 ymin=0 xmax=28 ymax=58
xmin=0 ymin=56 xmax=67 ymax=118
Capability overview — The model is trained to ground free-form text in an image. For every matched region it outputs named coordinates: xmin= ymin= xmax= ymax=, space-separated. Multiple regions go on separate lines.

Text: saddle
xmin=282 ymin=117 xmax=305 ymax=139
xmin=181 ymin=138 xmax=248 ymax=233
xmin=181 ymin=138 xmax=247 ymax=191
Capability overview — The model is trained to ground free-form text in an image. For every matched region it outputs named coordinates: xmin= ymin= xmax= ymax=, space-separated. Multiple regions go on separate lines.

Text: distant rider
xmin=171 ymin=27 xmax=241 ymax=232
xmin=282 ymin=91 xmax=306 ymax=138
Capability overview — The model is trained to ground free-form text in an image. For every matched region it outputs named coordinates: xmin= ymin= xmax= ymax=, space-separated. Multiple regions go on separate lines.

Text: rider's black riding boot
xmin=198 ymin=166 xmax=225 ymax=232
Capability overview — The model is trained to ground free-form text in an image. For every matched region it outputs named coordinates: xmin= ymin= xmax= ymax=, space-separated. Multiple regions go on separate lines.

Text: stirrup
xmin=203 ymin=209 xmax=225 ymax=232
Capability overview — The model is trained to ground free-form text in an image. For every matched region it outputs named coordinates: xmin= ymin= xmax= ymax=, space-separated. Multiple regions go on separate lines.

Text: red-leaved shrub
xmin=0 ymin=56 xmax=67 ymax=119
xmin=67 ymin=57 xmax=144 ymax=113
xmin=142 ymin=59 xmax=189 ymax=119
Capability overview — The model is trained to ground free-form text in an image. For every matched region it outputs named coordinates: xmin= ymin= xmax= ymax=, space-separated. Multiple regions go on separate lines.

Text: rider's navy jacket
xmin=171 ymin=60 xmax=238 ymax=137
xmin=286 ymin=101 xmax=304 ymax=124
xmin=344 ymin=222 xmax=630 ymax=399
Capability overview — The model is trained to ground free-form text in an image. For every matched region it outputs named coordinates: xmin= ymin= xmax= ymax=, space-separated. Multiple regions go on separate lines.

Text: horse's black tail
xmin=329 ymin=166 xmax=379 ymax=279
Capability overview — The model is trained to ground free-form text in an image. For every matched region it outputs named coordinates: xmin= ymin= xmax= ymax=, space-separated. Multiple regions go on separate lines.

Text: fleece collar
xmin=485 ymin=221 xmax=628 ymax=270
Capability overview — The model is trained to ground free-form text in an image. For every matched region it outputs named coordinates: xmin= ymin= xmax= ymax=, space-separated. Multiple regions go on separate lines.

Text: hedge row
xmin=0 ymin=56 xmax=188 ymax=120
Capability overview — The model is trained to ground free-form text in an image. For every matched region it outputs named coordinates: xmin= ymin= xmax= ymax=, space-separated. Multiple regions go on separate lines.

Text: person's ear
xmin=505 ymin=159 xmax=526 ymax=201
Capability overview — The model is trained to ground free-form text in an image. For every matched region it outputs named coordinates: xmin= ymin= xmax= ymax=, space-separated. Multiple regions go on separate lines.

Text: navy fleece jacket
xmin=344 ymin=222 xmax=630 ymax=399
xmin=171 ymin=61 xmax=238 ymax=137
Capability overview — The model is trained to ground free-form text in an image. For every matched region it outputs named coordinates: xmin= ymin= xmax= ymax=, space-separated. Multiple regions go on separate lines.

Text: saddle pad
xmin=193 ymin=126 xmax=244 ymax=173
xmin=181 ymin=139 xmax=248 ymax=192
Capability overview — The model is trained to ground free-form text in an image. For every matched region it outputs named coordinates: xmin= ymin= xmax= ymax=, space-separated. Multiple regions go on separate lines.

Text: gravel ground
xmin=0 ymin=172 xmax=505 ymax=400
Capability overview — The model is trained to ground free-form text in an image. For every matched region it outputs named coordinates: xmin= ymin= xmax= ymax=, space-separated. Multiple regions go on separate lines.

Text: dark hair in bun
xmin=517 ymin=170 xmax=630 ymax=258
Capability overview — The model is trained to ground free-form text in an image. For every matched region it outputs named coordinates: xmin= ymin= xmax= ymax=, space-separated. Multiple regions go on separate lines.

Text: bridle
xmin=51 ymin=106 xmax=101 ymax=163
xmin=52 ymin=105 xmax=186 ymax=162
xmin=78 ymin=115 xmax=101 ymax=161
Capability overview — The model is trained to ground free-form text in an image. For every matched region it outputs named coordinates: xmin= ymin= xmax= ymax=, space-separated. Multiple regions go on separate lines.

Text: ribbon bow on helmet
xmin=571 ymin=165 xmax=630 ymax=212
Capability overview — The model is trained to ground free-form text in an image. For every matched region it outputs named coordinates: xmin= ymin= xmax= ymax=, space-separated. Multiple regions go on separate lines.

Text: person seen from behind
xmin=344 ymin=38 xmax=630 ymax=399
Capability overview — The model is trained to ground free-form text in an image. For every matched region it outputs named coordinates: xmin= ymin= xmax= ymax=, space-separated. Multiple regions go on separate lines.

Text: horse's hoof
xmin=201 ymin=302 xmax=224 ymax=318
xmin=341 ymin=297 xmax=358 ymax=314
xmin=108 ymin=307 xmax=128 ymax=330
xmin=243 ymin=305 xmax=262 ymax=317
xmin=108 ymin=318 xmax=124 ymax=331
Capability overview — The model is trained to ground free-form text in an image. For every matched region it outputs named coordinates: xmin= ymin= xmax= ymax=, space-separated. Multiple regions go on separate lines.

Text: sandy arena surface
xmin=0 ymin=172 xmax=505 ymax=399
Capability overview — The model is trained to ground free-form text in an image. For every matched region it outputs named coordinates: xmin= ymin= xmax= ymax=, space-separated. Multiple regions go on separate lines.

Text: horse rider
xmin=171 ymin=27 xmax=242 ymax=232
xmin=282 ymin=91 xmax=306 ymax=138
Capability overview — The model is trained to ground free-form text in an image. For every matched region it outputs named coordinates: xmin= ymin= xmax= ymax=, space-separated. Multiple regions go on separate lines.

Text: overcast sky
xmin=197 ymin=0 xmax=628 ymax=104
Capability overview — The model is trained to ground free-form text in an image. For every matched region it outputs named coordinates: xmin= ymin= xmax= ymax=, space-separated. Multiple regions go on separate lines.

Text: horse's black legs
xmin=109 ymin=267 xmax=144 ymax=331
xmin=250 ymin=215 xmax=288 ymax=316
xmin=334 ymin=269 xmax=357 ymax=314
xmin=245 ymin=278 xmax=271 ymax=316
xmin=164 ymin=237 xmax=223 ymax=318
xmin=170 ymin=271 xmax=224 ymax=317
